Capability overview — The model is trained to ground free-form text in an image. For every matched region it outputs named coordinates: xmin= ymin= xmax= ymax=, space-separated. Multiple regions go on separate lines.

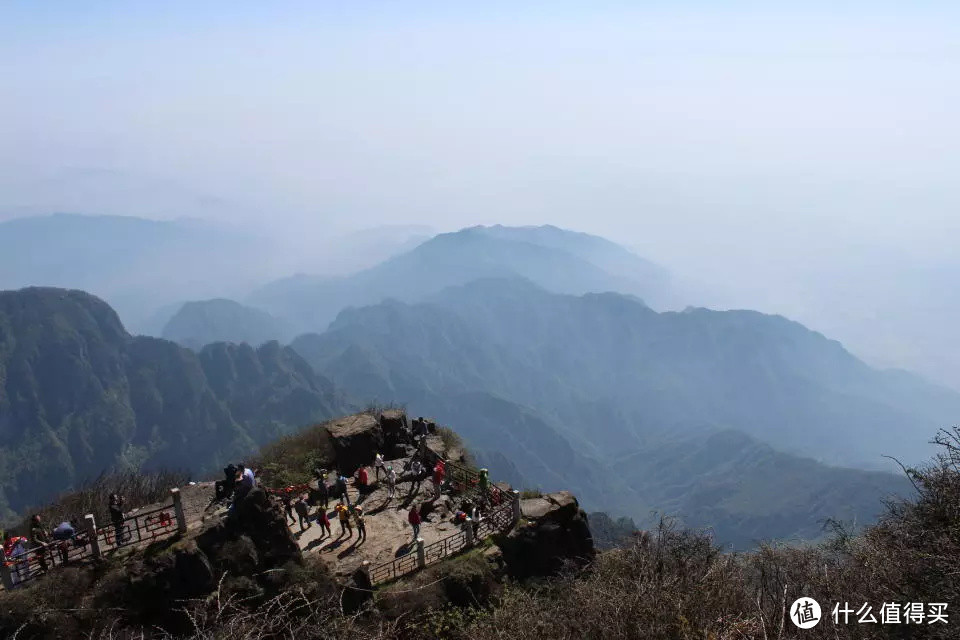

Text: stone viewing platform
xmin=2 ymin=410 xmax=595 ymax=594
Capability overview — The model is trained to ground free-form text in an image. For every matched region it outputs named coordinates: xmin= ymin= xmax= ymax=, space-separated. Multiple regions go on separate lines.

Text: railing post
xmin=171 ymin=488 xmax=188 ymax=534
xmin=416 ymin=538 xmax=426 ymax=568
xmin=512 ymin=490 xmax=521 ymax=524
xmin=84 ymin=513 xmax=101 ymax=559
xmin=0 ymin=548 xmax=14 ymax=590
xmin=463 ymin=519 xmax=475 ymax=546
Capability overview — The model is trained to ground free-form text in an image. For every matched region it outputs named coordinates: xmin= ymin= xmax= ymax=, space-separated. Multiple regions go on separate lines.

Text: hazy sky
xmin=2 ymin=1 xmax=959 ymax=275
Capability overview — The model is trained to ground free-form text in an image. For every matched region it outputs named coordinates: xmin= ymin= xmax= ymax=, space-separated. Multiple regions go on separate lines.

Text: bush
xmin=6 ymin=469 xmax=189 ymax=535
xmin=253 ymin=420 xmax=337 ymax=488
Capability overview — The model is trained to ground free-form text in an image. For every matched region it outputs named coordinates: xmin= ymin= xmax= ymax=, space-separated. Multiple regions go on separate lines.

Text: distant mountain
xmin=248 ymin=225 xmax=675 ymax=337
xmin=294 ymin=277 xmax=959 ymax=469
xmin=0 ymin=214 xmax=274 ymax=335
xmin=288 ymin=278 xmax=957 ymax=546
xmin=0 ymin=287 xmax=348 ymax=521
xmin=162 ymin=299 xmax=295 ymax=349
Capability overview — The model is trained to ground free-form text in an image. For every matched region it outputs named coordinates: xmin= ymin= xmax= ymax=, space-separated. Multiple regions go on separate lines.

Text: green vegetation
xmin=0 ymin=287 xmax=348 ymax=522
xmin=253 ymin=419 xmax=337 ymax=487
xmin=5 ymin=470 xmax=189 ymax=537
xmin=290 ymin=277 xmax=947 ymax=546
xmin=3 ymin=427 xmax=958 ymax=640
xmin=162 ymin=298 xmax=295 ymax=350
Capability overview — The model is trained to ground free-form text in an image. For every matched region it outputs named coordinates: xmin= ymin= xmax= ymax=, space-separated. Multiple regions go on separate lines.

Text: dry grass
xmin=4 ymin=428 xmax=959 ymax=640
xmin=6 ymin=470 xmax=189 ymax=536
xmin=252 ymin=420 xmax=337 ymax=488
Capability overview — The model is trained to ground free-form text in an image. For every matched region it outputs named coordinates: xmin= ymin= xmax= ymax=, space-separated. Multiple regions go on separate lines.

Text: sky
xmin=2 ymin=1 xmax=960 ymax=383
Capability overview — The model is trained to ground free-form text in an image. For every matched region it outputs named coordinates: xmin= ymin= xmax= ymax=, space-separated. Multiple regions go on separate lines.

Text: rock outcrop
xmin=325 ymin=413 xmax=385 ymax=474
xmin=197 ymin=486 xmax=302 ymax=571
xmin=499 ymin=491 xmax=594 ymax=579
xmin=380 ymin=409 xmax=411 ymax=452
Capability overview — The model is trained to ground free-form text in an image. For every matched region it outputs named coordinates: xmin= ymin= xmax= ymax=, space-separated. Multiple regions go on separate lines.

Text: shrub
xmin=253 ymin=420 xmax=336 ymax=488
xmin=7 ymin=469 xmax=189 ymax=535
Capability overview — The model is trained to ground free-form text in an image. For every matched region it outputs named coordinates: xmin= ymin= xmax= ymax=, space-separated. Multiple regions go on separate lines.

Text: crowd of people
xmin=266 ymin=450 xmax=501 ymax=553
xmin=2 ymin=512 xmax=94 ymax=587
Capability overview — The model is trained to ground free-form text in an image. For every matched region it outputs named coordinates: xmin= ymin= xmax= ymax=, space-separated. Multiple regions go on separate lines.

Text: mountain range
xmin=243 ymin=224 xmax=677 ymax=337
xmin=287 ymin=277 xmax=960 ymax=545
xmin=0 ymin=287 xmax=348 ymax=521
xmin=3 ymin=218 xmax=957 ymax=548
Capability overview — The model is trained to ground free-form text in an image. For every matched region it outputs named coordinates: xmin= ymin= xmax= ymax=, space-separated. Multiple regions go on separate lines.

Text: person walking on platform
xmin=294 ymin=495 xmax=312 ymax=532
xmin=408 ymin=505 xmax=422 ymax=541
xmin=335 ymin=501 xmax=352 ymax=537
xmin=281 ymin=491 xmax=296 ymax=524
xmin=374 ymin=453 xmax=385 ymax=481
xmin=316 ymin=508 xmax=332 ymax=538
xmin=386 ymin=466 xmax=397 ymax=499
xmin=353 ymin=505 xmax=366 ymax=542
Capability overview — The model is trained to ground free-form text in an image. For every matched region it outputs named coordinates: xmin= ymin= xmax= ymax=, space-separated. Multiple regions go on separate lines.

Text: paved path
xmin=286 ymin=459 xmax=463 ymax=576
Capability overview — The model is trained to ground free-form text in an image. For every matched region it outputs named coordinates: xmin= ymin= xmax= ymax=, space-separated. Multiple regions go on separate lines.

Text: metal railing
xmin=2 ymin=490 xmax=186 ymax=591
xmin=368 ymin=442 xmax=520 ymax=586
xmin=368 ymin=547 xmax=421 ymax=584
xmin=97 ymin=503 xmax=178 ymax=551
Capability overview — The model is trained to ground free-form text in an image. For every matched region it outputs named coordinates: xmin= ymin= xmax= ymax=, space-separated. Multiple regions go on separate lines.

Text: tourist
xmin=294 ymin=495 xmax=312 ymax=532
xmin=29 ymin=514 xmax=52 ymax=572
xmin=3 ymin=533 xmax=29 ymax=585
xmin=408 ymin=504 xmax=422 ymax=541
xmin=478 ymin=468 xmax=490 ymax=494
xmin=108 ymin=493 xmax=126 ymax=546
xmin=433 ymin=461 xmax=446 ymax=499
xmin=353 ymin=505 xmax=366 ymax=542
xmin=335 ymin=501 xmax=352 ymax=537
xmin=281 ymin=491 xmax=296 ymax=524
xmin=386 ymin=465 xmax=397 ymax=499
xmin=338 ymin=473 xmax=352 ymax=507
xmin=356 ymin=466 xmax=369 ymax=493
xmin=215 ymin=463 xmax=238 ymax=500
xmin=52 ymin=520 xmax=76 ymax=564
xmin=316 ymin=507 xmax=332 ymax=538
xmin=316 ymin=474 xmax=330 ymax=509
xmin=234 ymin=463 xmax=256 ymax=503
xmin=374 ymin=452 xmax=385 ymax=480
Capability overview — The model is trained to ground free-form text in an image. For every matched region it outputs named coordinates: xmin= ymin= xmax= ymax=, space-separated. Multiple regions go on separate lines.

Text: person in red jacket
xmin=433 ymin=461 xmax=446 ymax=499
xmin=315 ymin=506 xmax=332 ymax=538
xmin=408 ymin=505 xmax=422 ymax=541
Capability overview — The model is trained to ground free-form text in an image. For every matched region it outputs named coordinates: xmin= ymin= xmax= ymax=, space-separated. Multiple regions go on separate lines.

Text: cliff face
xmin=0 ymin=287 xmax=348 ymax=520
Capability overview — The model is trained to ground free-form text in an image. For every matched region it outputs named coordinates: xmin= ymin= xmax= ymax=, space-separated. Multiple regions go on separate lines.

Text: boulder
xmin=325 ymin=413 xmax=385 ymax=475
xmin=380 ymin=409 xmax=411 ymax=448
xmin=499 ymin=491 xmax=594 ymax=579
xmin=119 ymin=540 xmax=216 ymax=632
xmin=342 ymin=565 xmax=374 ymax=614
xmin=520 ymin=497 xmax=554 ymax=519
xmin=197 ymin=487 xmax=301 ymax=571
xmin=390 ymin=443 xmax=417 ymax=459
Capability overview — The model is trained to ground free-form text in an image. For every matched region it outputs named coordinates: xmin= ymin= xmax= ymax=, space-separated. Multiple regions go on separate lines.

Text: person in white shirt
xmin=386 ymin=466 xmax=397 ymax=499
xmin=374 ymin=453 xmax=385 ymax=481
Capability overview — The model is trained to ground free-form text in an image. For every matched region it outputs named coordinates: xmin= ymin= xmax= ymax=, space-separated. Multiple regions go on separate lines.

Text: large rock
xmin=325 ymin=413 xmax=385 ymax=474
xmin=380 ymin=409 xmax=411 ymax=450
xmin=499 ymin=491 xmax=594 ymax=579
xmin=197 ymin=487 xmax=301 ymax=571
xmin=116 ymin=540 xmax=217 ymax=633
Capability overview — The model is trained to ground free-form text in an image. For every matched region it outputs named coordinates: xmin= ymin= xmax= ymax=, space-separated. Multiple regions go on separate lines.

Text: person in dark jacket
xmin=294 ymin=495 xmax=312 ymax=532
xmin=29 ymin=515 xmax=52 ymax=572
xmin=281 ymin=491 xmax=296 ymax=524
xmin=108 ymin=494 xmax=127 ymax=546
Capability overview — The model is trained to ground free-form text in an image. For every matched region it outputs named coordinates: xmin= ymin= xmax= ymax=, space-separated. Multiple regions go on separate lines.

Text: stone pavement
xmin=286 ymin=457 xmax=464 ymax=576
